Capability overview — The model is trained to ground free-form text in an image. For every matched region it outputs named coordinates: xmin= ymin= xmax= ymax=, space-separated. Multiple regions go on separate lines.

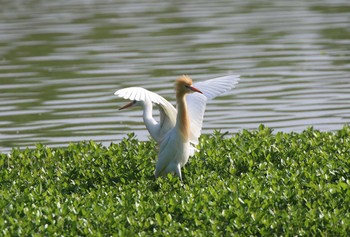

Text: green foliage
xmin=1 ymin=126 xmax=350 ymax=236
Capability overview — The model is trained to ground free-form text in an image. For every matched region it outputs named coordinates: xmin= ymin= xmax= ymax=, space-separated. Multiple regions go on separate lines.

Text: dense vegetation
xmin=1 ymin=125 xmax=349 ymax=236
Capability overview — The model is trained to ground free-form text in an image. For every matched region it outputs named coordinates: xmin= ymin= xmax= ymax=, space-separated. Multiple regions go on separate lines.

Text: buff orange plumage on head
xmin=175 ymin=75 xmax=193 ymax=97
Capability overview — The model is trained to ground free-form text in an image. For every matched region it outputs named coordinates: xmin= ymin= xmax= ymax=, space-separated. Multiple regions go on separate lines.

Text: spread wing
xmin=194 ymin=74 xmax=240 ymax=100
xmin=115 ymin=87 xmax=169 ymax=105
xmin=114 ymin=87 xmax=177 ymax=139
xmin=186 ymin=74 xmax=240 ymax=145
xmin=186 ymin=93 xmax=207 ymax=145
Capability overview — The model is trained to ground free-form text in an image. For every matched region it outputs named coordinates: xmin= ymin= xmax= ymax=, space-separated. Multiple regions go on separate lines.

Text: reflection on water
xmin=0 ymin=0 xmax=349 ymax=152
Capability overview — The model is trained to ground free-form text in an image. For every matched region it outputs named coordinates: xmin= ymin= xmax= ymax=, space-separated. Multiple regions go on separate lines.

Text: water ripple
xmin=0 ymin=0 xmax=349 ymax=152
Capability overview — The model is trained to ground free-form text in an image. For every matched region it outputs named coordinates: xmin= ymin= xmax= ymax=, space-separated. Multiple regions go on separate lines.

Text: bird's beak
xmin=186 ymin=85 xmax=203 ymax=94
xmin=119 ymin=101 xmax=135 ymax=110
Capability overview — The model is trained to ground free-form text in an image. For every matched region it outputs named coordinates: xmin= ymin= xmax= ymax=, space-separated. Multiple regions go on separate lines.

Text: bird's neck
xmin=176 ymin=93 xmax=190 ymax=141
xmin=142 ymin=100 xmax=159 ymax=140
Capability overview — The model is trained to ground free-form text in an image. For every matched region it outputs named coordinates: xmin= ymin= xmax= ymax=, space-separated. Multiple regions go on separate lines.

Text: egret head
xmin=175 ymin=75 xmax=203 ymax=97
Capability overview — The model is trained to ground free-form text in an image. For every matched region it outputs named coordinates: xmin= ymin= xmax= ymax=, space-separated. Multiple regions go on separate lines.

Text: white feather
xmin=186 ymin=74 xmax=240 ymax=145
xmin=194 ymin=75 xmax=240 ymax=100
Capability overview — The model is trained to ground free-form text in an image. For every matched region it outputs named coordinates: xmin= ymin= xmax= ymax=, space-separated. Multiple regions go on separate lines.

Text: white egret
xmin=114 ymin=74 xmax=240 ymax=179
xmin=115 ymin=74 xmax=240 ymax=144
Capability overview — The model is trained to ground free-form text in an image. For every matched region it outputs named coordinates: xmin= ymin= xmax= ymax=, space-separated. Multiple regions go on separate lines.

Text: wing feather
xmin=194 ymin=75 xmax=240 ymax=100
xmin=186 ymin=93 xmax=207 ymax=145
xmin=186 ymin=74 xmax=240 ymax=145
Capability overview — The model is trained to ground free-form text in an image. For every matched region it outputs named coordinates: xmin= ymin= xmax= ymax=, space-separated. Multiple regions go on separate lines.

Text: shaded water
xmin=1 ymin=0 xmax=349 ymax=152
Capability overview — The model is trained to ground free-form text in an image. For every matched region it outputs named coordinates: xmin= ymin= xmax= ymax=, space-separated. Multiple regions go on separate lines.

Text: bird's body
xmin=115 ymin=74 xmax=240 ymax=180
xmin=155 ymin=76 xmax=197 ymax=179
xmin=155 ymin=130 xmax=190 ymax=179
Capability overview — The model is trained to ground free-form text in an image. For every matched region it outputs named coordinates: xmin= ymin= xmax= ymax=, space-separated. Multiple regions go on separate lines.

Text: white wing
xmin=194 ymin=74 xmax=240 ymax=100
xmin=115 ymin=87 xmax=169 ymax=106
xmin=186 ymin=74 xmax=240 ymax=145
xmin=114 ymin=87 xmax=177 ymax=139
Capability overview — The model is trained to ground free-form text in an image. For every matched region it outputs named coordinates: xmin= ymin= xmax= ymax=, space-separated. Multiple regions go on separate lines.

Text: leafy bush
xmin=1 ymin=126 xmax=350 ymax=236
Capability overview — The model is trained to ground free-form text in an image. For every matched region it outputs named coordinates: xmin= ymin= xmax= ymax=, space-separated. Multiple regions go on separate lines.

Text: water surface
xmin=1 ymin=0 xmax=349 ymax=152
